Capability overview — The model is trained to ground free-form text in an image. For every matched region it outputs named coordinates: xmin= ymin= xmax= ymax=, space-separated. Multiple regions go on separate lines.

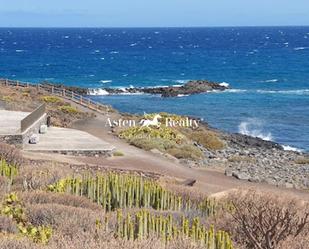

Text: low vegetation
xmin=117 ymin=113 xmax=225 ymax=161
xmin=0 ymin=144 xmax=308 ymax=249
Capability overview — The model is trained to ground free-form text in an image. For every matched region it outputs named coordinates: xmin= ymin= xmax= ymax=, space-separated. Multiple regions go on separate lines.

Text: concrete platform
xmin=24 ymin=127 xmax=115 ymax=156
xmin=0 ymin=110 xmax=30 ymax=134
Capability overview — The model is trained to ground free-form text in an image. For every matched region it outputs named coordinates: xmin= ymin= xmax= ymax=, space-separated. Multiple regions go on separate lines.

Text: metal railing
xmin=0 ymin=78 xmax=109 ymax=114
xmin=21 ymin=103 xmax=46 ymax=132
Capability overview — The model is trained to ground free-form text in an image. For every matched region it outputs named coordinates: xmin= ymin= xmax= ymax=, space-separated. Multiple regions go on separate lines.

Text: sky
xmin=0 ymin=0 xmax=309 ymax=27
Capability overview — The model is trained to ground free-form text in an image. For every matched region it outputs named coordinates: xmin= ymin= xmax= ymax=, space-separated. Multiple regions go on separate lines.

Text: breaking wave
xmin=282 ymin=145 xmax=303 ymax=152
xmin=238 ymin=118 xmax=273 ymax=141
xmin=88 ymin=88 xmax=109 ymax=95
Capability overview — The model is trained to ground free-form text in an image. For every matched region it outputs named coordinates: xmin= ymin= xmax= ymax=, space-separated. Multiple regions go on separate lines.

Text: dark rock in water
xmin=227 ymin=133 xmax=283 ymax=150
xmin=91 ymin=80 xmax=229 ymax=97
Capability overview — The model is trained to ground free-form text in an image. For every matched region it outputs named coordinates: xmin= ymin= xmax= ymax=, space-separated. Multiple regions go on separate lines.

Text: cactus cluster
xmin=113 ymin=209 xmax=233 ymax=249
xmin=48 ymin=173 xmax=217 ymax=216
xmin=0 ymin=158 xmax=18 ymax=182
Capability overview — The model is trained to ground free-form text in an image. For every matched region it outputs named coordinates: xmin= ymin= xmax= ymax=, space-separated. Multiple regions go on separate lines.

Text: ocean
xmin=0 ymin=27 xmax=308 ymax=151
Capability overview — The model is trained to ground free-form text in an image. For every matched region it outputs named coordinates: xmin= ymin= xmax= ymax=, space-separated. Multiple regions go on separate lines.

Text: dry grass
xmin=0 ymin=143 xmax=23 ymax=167
xmin=228 ymin=155 xmax=257 ymax=163
xmin=14 ymin=161 xmax=73 ymax=191
xmin=21 ymin=191 xmax=102 ymax=211
xmin=215 ymin=190 xmax=309 ymax=249
xmin=0 ymin=215 xmax=18 ymax=234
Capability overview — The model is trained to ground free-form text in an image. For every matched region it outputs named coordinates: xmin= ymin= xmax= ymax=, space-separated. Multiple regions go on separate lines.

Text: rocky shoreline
xmin=194 ymin=131 xmax=309 ymax=190
xmin=88 ymin=80 xmax=229 ymax=97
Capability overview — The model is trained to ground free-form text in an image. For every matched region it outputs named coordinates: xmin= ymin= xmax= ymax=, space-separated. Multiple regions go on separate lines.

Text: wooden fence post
xmin=80 ymin=96 xmax=83 ymax=104
xmin=51 ymin=86 xmax=54 ymax=94
xmin=5 ymin=79 xmax=8 ymax=86
xmin=71 ymin=91 xmax=74 ymax=100
xmin=63 ymin=89 xmax=66 ymax=97
xmin=37 ymin=84 xmax=40 ymax=91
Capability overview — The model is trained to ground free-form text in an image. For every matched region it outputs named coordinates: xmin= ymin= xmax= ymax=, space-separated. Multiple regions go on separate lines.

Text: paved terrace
xmin=24 ymin=127 xmax=115 ymax=155
xmin=0 ymin=110 xmax=30 ymax=134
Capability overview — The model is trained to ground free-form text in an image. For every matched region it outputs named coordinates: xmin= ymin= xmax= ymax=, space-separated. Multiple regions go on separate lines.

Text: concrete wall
xmin=21 ymin=114 xmax=47 ymax=146
xmin=0 ymin=114 xmax=47 ymax=148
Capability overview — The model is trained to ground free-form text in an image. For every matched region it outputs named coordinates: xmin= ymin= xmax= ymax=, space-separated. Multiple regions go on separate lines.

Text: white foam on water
xmin=219 ymin=82 xmax=230 ymax=87
xmin=263 ymin=79 xmax=279 ymax=83
xmin=238 ymin=118 xmax=273 ymax=141
xmin=282 ymin=145 xmax=303 ymax=152
xmin=224 ymin=89 xmax=247 ymax=93
xmin=256 ymin=89 xmax=309 ymax=95
xmin=88 ymin=88 xmax=109 ymax=95
xmin=100 ymin=80 xmax=112 ymax=84
xmin=294 ymin=47 xmax=309 ymax=50
xmin=15 ymin=50 xmax=24 ymax=53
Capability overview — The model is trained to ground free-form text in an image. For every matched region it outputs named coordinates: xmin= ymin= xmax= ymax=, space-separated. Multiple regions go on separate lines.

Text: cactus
xmin=113 ymin=209 xmax=233 ymax=249
xmin=48 ymin=172 xmax=218 ymax=216
xmin=0 ymin=158 xmax=18 ymax=183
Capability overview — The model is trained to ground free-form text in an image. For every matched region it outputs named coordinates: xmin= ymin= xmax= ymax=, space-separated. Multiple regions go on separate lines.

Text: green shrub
xmin=113 ymin=151 xmax=124 ymax=157
xmin=189 ymin=130 xmax=225 ymax=151
xmin=119 ymin=126 xmax=184 ymax=144
xmin=129 ymin=137 xmax=177 ymax=152
xmin=167 ymin=144 xmax=204 ymax=160
xmin=2 ymin=96 xmax=14 ymax=102
xmin=40 ymin=96 xmax=63 ymax=104
xmin=58 ymin=105 xmax=80 ymax=114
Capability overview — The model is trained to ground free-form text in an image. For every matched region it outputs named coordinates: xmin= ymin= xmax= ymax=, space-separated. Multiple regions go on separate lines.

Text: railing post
xmin=80 ymin=96 xmax=83 ymax=104
xmin=5 ymin=79 xmax=8 ymax=86
xmin=26 ymin=82 xmax=29 ymax=88
xmin=36 ymin=84 xmax=40 ymax=91
xmin=51 ymin=86 xmax=54 ymax=94
xmin=63 ymin=89 xmax=66 ymax=97
xmin=16 ymin=80 xmax=19 ymax=87
xmin=71 ymin=91 xmax=74 ymax=100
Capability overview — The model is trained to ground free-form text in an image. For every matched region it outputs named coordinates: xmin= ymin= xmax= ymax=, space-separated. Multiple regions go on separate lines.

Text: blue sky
xmin=0 ymin=0 xmax=309 ymax=27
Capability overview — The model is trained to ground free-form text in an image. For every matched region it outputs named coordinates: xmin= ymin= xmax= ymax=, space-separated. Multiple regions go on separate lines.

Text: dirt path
xmin=71 ymin=115 xmax=309 ymax=200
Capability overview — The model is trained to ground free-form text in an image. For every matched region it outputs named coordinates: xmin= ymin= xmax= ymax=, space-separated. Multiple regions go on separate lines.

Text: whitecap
xmin=238 ymin=118 xmax=272 ymax=141
xmin=294 ymin=47 xmax=309 ymax=50
xmin=15 ymin=49 xmax=24 ymax=53
xmin=256 ymin=89 xmax=309 ymax=95
xmin=262 ymin=79 xmax=279 ymax=83
xmin=282 ymin=145 xmax=303 ymax=152
xmin=110 ymin=51 xmax=119 ymax=54
xmin=130 ymin=43 xmax=137 ymax=47
xmin=224 ymin=89 xmax=247 ymax=93
xmin=177 ymin=94 xmax=189 ymax=97
xmin=100 ymin=80 xmax=112 ymax=84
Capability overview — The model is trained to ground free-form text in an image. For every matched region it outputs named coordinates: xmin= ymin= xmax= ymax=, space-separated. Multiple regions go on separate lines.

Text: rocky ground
xmin=194 ymin=132 xmax=309 ymax=190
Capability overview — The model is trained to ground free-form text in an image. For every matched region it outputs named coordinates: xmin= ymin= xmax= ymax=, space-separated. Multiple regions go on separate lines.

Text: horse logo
xmin=140 ymin=114 xmax=162 ymax=128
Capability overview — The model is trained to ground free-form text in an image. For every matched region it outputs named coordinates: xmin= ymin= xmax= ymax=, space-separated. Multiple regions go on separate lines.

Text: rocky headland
xmin=88 ymin=80 xmax=229 ymax=97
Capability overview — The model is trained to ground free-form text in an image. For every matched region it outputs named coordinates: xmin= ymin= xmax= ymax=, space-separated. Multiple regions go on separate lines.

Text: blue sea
xmin=0 ymin=27 xmax=309 ymax=151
